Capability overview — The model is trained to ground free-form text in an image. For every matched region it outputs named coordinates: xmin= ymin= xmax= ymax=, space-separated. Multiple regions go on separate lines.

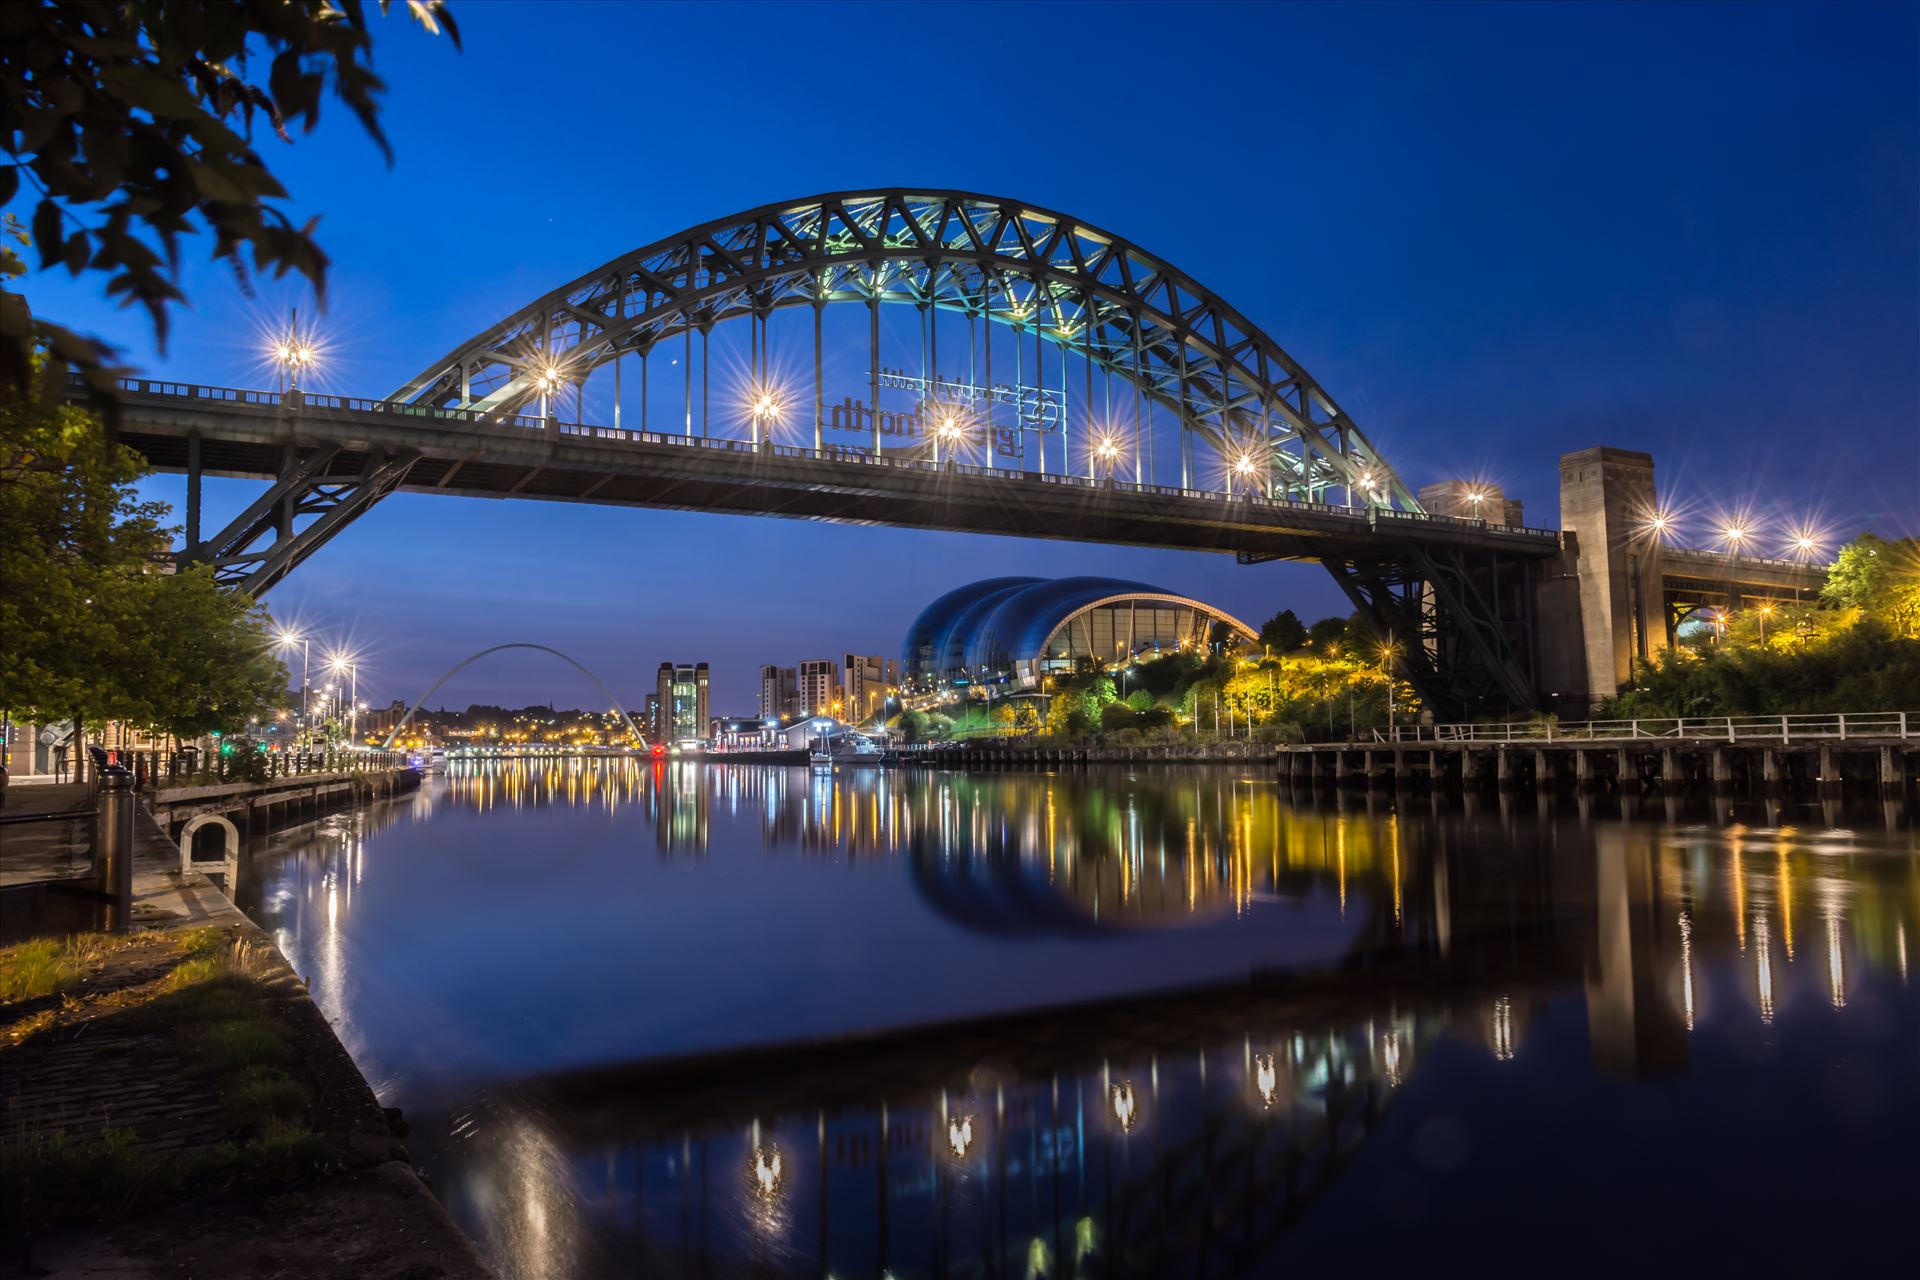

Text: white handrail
xmin=1379 ymin=711 xmax=1914 ymax=745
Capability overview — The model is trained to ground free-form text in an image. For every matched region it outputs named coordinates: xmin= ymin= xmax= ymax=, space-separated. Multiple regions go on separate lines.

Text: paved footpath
xmin=2 ymin=799 xmax=494 ymax=1279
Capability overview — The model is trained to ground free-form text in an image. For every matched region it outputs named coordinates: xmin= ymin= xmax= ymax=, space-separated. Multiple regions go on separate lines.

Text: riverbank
xmin=0 ymin=794 xmax=491 ymax=1279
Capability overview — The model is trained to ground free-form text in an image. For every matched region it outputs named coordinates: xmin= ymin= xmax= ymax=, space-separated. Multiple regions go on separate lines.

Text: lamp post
xmin=751 ymin=387 xmax=781 ymax=449
xmin=1095 ymin=434 xmax=1121 ymax=485
xmin=1378 ymin=633 xmax=1399 ymax=736
xmin=271 ymin=310 xmax=316 ymax=396
xmin=277 ymin=629 xmax=310 ymax=746
xmin=328 ymin=653 xmax=358 ymax=749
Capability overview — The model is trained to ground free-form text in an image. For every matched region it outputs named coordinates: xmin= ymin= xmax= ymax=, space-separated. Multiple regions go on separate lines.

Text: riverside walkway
xmin=1 ymin=776 xmax=488 ymax=1278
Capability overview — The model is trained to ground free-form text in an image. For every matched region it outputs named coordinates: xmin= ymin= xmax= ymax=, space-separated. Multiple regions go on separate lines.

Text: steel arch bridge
xmin=394 ymin=189 xmax=1417 ymax=510
xmin=74 ymin=189 xmax=1575 ymax=718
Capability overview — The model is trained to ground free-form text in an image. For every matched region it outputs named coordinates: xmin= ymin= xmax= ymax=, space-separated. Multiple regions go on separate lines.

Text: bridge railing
xmin=1661 ymin=546 xmax=1827 ymax=572
xmin=81 ymin=373 xmax=1568 ymax=541
xmin=1375 ymin=712 xmax=1912 ymax=745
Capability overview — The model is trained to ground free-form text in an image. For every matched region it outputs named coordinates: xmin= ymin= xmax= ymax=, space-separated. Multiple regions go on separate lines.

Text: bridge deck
xmin=90 ymin=378 xmax=1566 ymax=562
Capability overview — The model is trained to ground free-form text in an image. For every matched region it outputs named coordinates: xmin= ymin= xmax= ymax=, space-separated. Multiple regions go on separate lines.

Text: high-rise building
xmin=655 ymin=662 xmax=711 ymax=744
xmin=841 ymin=654 xmax=900 ymax=724
xmin=643 ymin=693 xmax=661 ymax=740
xmin=758 ymin=665 xmax=798 ymax=720
xmin=797 ymin=659 xmax=839 ymax=717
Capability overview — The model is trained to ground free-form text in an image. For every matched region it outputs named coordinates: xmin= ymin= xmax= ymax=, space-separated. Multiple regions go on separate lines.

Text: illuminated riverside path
xmin=69 ymin=190 xmax=1830 ymax=719
xmin=230 ymin=758 xmax=1917 ymax=1277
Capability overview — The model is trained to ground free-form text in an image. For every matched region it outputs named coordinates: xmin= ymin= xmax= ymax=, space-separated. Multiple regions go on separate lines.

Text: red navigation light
xmin=651 ymin=744 xmax=665 ymax=757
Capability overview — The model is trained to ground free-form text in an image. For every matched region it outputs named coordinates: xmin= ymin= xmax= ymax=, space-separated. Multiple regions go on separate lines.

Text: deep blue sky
xmin=18 ymin=1 xmax=1918 ymax=711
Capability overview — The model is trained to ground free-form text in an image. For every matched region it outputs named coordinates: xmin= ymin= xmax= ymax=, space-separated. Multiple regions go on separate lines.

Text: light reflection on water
xmin=235 ymin=759 xmax=1919 ymax=1277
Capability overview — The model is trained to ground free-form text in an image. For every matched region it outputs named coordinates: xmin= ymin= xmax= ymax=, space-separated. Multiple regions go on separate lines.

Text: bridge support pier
xmin=1616 ymin=747 xmax=1634 ymax=790
xmin=1819 ymin=744 xmax=1839 ymax=795
xmin=1496 ymin=748 xmax=1516 ymax=790
xmin=1882 ymin=746 xmax=1904 ymax=794
xmin=1711 ymin=748 xmax=1734 ymax=793
xmin=1763 ymin=749 xmax=1783 ymax=791
xmin=1661 ymin=748 xmax=1684 ymax=790
xmin=1574 ymin=747 xmax=1596 ymax=790
xmin=1533 ymin=749 xmax=1551 ymax=789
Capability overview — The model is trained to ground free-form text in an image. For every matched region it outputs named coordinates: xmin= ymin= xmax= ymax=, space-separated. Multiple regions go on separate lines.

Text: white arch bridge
xmin=77 ymin=189 xmax=1582 ymax=718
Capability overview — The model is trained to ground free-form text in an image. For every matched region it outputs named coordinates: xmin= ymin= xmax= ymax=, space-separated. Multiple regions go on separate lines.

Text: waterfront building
xmin=643 ymin=693 xmax=661 ymax=740
xmin=902 ymin=577 xmax=1258 ymax=695
xmin=758 ymin=665 xmax=798 ymax=720
xmin=841 ymin=654 xmax=900 ymax=725
xmin=655 ymin=662 xmax=711 ymax=745
xmin=797 ymin=659 xmax=839 ymax=717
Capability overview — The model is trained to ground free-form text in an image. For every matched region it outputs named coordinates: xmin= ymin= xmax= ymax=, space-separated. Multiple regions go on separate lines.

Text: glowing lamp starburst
xmin=1254 ymin=1053 xmax=1278 ymax=1109
xmin=948 ymin=1114 xmax=974 ymax=1159
xmin=1110 ymin=1081 xmax=1138 ymax=1132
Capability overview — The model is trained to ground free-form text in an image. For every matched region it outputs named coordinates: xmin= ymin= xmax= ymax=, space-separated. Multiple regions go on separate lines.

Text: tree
xmin=0 ymin=348 xmax=164 ymax=729
xmin=1824 ymin=534 xmax=1920 ymax=638
xmin=2 ymin=0 xmax=460 ymax=400
xmin=1 ymin=354 xmax=286 ymax=739
xmin=1306 ymin=614 xmax=1354 ymax=651
xmin=1258 ymin=608 xmax=1308 ymax=653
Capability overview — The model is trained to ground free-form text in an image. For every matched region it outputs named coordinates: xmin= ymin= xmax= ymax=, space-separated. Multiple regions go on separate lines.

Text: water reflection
xmin=232 ymin=761 xmax=1918 ymax=1277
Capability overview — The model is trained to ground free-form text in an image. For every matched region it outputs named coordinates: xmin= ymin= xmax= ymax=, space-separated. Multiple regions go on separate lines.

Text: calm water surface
xmin=233 ymin=759 xmax=1920 ymax=1277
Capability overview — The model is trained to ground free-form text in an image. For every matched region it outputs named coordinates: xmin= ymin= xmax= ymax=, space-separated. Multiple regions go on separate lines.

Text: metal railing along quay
xmin=1373 ymin=712 xmax=1913 ymax=746
xmin=112 ymin=747 xmax=415 ymax=791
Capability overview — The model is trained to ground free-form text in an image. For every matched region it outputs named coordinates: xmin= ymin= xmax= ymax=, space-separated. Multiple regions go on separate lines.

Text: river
xmin=232 ymin=758 xmax=1918 ymax=1277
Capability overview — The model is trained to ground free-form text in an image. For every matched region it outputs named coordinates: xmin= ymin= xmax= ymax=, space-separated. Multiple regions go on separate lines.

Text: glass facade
xmin=902 ymin=577 xmax=1256 ymax=693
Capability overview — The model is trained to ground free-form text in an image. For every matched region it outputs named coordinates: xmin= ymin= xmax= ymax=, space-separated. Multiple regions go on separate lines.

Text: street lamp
xmin=1094 ymin=433 xmax=1122 ymax=484
xmin=327 ymin=652 xmax=359 ymax=747
xmin=932 ymin=406 xmax=965 ymax=465
xmin=531 ymin=360 xmax=566 ymax=420
xmin=750 ymin=384 xmax=783 ymax=448
xmin=276 ymin=628 xmax=310 ymax=745
xmin=1758 ymin=602 xmax=1773 ymax=644
xmin=269 ymin=310 xmax=318 ymax=394
xmin=1377 ymin=634 xmax=1400 ymax=736
xmin=1231 ymin=450 xmax=1258 ymax=498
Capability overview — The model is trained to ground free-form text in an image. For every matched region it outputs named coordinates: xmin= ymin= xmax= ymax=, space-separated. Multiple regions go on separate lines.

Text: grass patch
xmin=197 ymin=1018 xmax=293 ymax=1072
xmin=2 ymin=924 xmax=337 ymax=1231
xmin=0 ymin=1128 xmax=182 ymax=1226
xmin=0 ymin=935 xmax=107 ymax=1003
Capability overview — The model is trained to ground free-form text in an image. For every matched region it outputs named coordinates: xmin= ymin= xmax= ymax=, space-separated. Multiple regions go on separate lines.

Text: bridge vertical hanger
xmin=868 ymin=287 xmax=881 ymax=455
xmin=812 ymin=292 xmax=825 ymax=452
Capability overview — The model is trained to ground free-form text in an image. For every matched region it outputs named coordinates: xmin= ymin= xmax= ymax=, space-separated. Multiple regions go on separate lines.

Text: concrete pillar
xmin=1497 ymin=748 xmax=1515 ymax=789
xmin=1711 ymin=748 xmax=1734 ymax=792
xmin=1661 ymin=748 xmax=1683 ymax=789
xmin=1818 ymin=744 xmax=1837 ymax=793
xmin=1882 ymin=746 xmax=1903 ymax=793
xmin=1616 ymin=747 xmax=1633 ymax=789
xmin=1541 ymin=447 xmax=1666 ymax=704
xmin=1762 ymin=749 xmax=1782 ymax=790
xmin=1534 ymin=749 xmax=1551 ymax=789
xmin=1429 ymin=749 xmax=1442 ymax=789
xmin=1575 ymin=748 xmax=1594 ymax=789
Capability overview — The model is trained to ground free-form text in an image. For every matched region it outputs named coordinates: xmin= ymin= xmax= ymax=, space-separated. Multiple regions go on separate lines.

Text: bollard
xmin=96 ymin=767 xmax=135 ymax=929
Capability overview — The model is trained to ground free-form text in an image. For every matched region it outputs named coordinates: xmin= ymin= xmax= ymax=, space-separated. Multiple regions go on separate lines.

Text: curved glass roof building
xmin=903 ymin=577 xmax=1258 ymax=693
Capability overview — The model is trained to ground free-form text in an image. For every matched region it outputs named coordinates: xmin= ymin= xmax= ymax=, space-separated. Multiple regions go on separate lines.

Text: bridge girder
xmin=393 ymin=189 xmax=1421 ymax=510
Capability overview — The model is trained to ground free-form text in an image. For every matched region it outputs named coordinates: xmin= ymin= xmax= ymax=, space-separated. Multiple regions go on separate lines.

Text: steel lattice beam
xmin=190 ymin=446 xmax=420 ymax=596
xmin=1308 ymin=544 xmax=1539 ymax=719
xmin=392 ymin=190 xmax=1420 ymax=510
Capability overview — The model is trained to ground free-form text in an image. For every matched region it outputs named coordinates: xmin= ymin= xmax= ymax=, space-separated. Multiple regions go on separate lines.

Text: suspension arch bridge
xmin=73 ymin=189 xmax=1822 ymax=719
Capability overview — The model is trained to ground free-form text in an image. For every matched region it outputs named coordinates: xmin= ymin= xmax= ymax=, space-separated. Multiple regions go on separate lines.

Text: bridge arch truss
xmin=395 ymin=190 xmax=1418 ymax=509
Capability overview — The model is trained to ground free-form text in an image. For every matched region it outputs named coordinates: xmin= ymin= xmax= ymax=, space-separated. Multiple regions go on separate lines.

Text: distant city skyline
xmin=14 ymin=1 xmax=1915 ymax=708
